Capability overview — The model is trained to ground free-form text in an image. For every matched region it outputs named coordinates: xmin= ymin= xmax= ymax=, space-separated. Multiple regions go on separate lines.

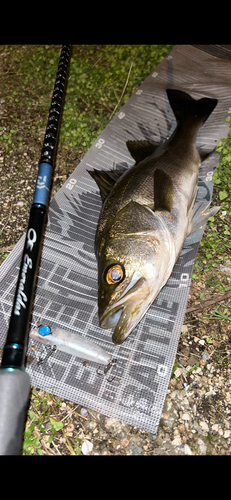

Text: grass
xmin=0 ymin=231 xmax=8 ymax=261
xmin=23 ymin=390 xmax=63 ymax=455
xmin=0 ymin=44 xmax=173 ymax=154
xmin=23 ymin=390 xmax=83 ymax=455
xmin=192 ymin=122 xmax=231 ymax=288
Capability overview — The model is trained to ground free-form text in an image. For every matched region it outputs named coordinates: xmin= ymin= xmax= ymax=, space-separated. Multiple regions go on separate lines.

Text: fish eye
xmin=106 ymin=264 xmax=124 ymax=285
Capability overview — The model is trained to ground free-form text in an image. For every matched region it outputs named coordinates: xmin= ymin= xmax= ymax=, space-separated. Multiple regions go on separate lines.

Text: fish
xmin=89 ymin=89 xmax=220 ymax=345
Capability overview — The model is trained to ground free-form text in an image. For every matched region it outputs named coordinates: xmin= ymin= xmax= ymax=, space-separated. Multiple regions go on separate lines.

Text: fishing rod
xmin=0 ymin=45 xmax=72 ymax=455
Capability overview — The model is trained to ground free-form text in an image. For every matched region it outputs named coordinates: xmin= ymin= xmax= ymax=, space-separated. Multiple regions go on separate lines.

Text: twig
xmin=185 ymin=290 xmax=231 ymax=315
xmin=0 ymin=244 xmax=15 ymax=253
xmin=62 ymin=431 xmax=76 ymax=455
xmin=74 ymin=410 xmax=88 ymax=421
xmin=208 ymin=404 xmax=230 ymax=424
xmin=92 ymin=56 xmax=103 ymax=67
xmin=0 ymin=203 xmax=13 ymax=232
xmin=87 ymin=409 xmax=112 ymax=435
xmin=51 ymin=439 xmax=62 ymax=455
xmin=33 ymin=429 xmax=56 ymax=455
xmin=109 ymin=61 xmax=133 ymax=120
xmin=60 ymin=404 xmax=79 ymax=422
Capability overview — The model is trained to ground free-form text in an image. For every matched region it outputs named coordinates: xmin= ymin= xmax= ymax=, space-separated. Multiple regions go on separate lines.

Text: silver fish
xmin=89 ymin=89 xmax=220 ymax=344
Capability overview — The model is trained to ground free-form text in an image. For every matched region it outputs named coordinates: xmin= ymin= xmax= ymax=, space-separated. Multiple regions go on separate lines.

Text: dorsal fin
xmin=126 ymin=139 xmax=160 ymax=164
xmin=88 ymin=166 xmax=127 ymax=202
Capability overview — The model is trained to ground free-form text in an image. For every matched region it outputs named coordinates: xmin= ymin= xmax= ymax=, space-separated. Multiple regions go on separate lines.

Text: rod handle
xmin=0 ymin=370 xmax=30 ymax=455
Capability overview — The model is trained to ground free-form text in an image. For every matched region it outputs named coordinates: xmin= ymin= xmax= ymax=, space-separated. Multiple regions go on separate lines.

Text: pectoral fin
xmin=154 ymin=169 xmax=174 ymax=213
xmin=186 ymin=172 xmax=198 ymax=216
xmin=187 ymin=201 xmax=220 ymax=235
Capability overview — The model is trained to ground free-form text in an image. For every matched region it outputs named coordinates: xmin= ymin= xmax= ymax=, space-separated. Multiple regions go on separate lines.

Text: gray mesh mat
xmin=1 ymin=45 xmax=231 ymax=435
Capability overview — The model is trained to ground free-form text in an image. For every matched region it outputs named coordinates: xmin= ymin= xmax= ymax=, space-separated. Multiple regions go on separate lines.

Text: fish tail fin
xmin=166 ymin=89 xmax=218 ymax=125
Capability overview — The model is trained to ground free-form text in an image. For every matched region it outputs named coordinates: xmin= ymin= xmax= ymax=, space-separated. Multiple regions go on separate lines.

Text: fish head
xmin=96 ymin=201 xmax=175 ymax=344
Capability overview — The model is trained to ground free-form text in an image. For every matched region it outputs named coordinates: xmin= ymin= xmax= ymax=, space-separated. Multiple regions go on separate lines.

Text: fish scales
xmin=89 ymin=89 xmax=220 ymax=344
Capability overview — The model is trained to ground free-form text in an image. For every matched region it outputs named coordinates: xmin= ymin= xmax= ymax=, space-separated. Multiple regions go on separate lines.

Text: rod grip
xmin=0 ymin=370 xmax=30 ymax=455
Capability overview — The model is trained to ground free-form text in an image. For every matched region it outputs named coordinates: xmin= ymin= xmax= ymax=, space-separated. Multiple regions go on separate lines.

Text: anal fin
xmin=187 ymin=201 xmax=221 ymax=235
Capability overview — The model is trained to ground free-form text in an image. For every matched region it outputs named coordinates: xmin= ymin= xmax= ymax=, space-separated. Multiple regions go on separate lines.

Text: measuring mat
xmin=1 ymin=45 xmax=231 ymax=435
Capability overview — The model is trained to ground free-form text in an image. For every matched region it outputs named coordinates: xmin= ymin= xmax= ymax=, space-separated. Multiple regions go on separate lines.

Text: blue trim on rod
xmin=32 ymin=162 xmax=53 ymax=207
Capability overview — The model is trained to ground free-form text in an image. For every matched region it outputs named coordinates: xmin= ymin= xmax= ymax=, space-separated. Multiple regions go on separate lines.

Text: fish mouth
xmin=99 ymin=275 xmax=150 ymax=344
